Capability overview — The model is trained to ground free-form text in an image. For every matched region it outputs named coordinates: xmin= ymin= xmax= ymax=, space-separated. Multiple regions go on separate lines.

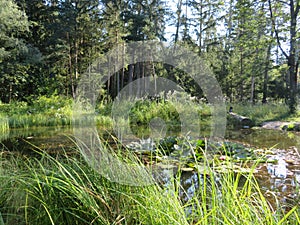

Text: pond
xmin=1 ymin=125 xmax=300 ymax=209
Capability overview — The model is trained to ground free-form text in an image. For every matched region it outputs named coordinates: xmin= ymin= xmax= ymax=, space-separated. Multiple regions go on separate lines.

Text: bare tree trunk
xmin=121 ymin=43 xmax=125 ymax=90
xmin=199 ymin=0 xmax=203 ymax=54
xmin=67 ymin=32 xmax=75 ymax=99
xmin=107 ymin=56 xmax=111 ymax=100
xmin=135 ymin=62 xmax=140 ymax=97
xmin=262 ymin=30 xmax=274 ymax=104
xmin=288 ymin=0 xmax=298 ymax=112
xmin=129 ymin=63 xmax=134 ymax=97
xmin=239 ymin=50 xmax=244 ymax=101
xmin=250 ymin=75 xmax=255 ymax=104
xmin=174 ymin=0 xmax=182 ymax=44
xmin=128 ymin=48 xmax=134 ymax=97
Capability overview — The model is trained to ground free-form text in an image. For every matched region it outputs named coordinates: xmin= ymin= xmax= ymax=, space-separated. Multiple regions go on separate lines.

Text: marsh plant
xmin=0 ymin=95 xmax=73 ymax=128
xmin=0 ymin=114 xmax=9 ymax=134
xmin=0 ymin=141 xmax=299 ymax=225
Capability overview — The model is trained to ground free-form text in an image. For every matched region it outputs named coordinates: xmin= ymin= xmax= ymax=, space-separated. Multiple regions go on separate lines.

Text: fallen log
xmin=228 ymin=112 xmax=254 ymax=128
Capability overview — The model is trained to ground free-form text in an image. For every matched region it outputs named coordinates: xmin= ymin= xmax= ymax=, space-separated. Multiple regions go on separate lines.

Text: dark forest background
xmin=1 ymin=0 xmax=299 ymax=112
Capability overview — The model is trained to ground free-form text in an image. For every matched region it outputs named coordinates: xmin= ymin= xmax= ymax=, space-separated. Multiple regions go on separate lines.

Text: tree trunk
xmin=67 ymin=32 xmax=75 ymax=99
xmin=250 ymin=75 xmax=255 ymax=104
xmin=129 ymin=63 xmax=134 ymax=97
xmin=174 ymin=0 xmax=182 ymax=44
xmin=262 ymin=30 xmax=273 ymax=103
xmin=121 ymin=43 xmax=125 ymax=90
xmin=135 ymin=62 xmax=140 ymax=97
xmin=268 ymin=0 xmax=299 ymax=112
xmin=288 ymin=0 xmax=299 ymax=113
xmin=239 ymin=50 xmax=244 ymax=101
xmin=199 ymin=0 xmax=203 ymax=54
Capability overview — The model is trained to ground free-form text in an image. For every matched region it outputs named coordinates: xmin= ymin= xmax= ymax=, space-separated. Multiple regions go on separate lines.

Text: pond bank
xmin=261 ymin=121 xmax=300 ymax=131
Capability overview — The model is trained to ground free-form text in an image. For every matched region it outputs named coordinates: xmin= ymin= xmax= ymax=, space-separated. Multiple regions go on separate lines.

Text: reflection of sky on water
xmin=263 ymin=149 xmax=300 ymax=200
xmin=295 ymin=171 xmax=300 ymax=184
xmin=267 ymin=158 xmax=287 ymax=179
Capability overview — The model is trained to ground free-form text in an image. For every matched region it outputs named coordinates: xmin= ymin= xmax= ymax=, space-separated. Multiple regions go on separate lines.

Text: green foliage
xmin=0 ymin=145 xmax=299 ymax=224
xmin=0 ymin=0 xmax=43 ymax=103
xmin=0 ymin=114 xmax=9 ymax=136
xmin=229 ymin=103 xmax=290 ymax=125
xmin=0 ymin=150 xmax=188 ymax=225
xmin=282 ymin=123 xmax=300 ymax=132
xmin=129 ymin=99 xmax=181 ymax=137
xmin=0 ymin=0 xmax=29 ymax=61
xmin=0 ymin=0 xmax=297 ymax=106
xmin=0 ymin=95 xmax=73 ymax=128
xmin=158 ymin=136 xmax=179 ymax=154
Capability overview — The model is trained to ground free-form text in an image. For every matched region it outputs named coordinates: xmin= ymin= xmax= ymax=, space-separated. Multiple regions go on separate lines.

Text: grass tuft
xmin=0 ymin=138 xmax=299 ymax=224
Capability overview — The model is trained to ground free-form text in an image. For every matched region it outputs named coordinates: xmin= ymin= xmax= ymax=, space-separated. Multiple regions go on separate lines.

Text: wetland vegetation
xmin=1 ymin=97 xmax=300 ymax=224
xmin=1 ymin=139 xmax=300 ymax=225
xmin=1 ymin=0 xmax=300 ymax=224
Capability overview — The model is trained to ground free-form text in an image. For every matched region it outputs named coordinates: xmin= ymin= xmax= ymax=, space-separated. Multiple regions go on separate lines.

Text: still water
xmin=1 ymin=126 xmax=300 ymax=208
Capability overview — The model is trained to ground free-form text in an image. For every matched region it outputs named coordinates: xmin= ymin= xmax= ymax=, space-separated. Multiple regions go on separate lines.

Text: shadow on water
xmin=0 ymin=126 xmax=75 ymax=155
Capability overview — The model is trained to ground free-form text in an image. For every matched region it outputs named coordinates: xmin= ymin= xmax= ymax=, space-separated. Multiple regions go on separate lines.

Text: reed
xmin=0 ymin=114 xmax=9 ymax=134
xmin=185 ymin=158 xmax=299 ymax=225
xmin=0 ymin=141 xmax=299 ymax=224
xmin=0 ymin=95 xmax=73 ymax=129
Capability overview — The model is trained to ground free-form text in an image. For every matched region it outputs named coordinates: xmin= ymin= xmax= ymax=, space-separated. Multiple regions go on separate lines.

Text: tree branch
xmin=278 ymin=0 xmax=291 ymax=6
xmin=268 ymin=0 xmax=289 ymax=59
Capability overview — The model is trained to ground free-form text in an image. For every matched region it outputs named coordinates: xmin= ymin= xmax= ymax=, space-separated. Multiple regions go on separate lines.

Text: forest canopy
xmin=0 ymin=0 xmax=299 ymax=112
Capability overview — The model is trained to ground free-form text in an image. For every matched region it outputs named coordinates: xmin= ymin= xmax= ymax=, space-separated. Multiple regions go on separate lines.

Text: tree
xmin=269 ymin=0 xmax=300 ymax=112
xmin=0 ymin=0 xmax=39 ymax=102
xmin=219 ymin=0 xmax=275 ymax=103
xmin=15 ymin=0 xmax=104 ymax=98
xmin=58 ymin=0 xmax=103 ymax=98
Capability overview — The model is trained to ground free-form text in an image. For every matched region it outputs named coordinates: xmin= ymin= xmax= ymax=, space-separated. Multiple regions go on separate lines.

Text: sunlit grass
xmin=0 ymin=140 xmax=299 ymax=225
xmin=229 ymin=103 xmax=290 ymax=125
xmin=0 ymin=96 xmax=73 ymax=129
xmin=188 ymin=160 xmax=299 ymax=225
xmin=0 ymin=114 xmax=9 ymax=134
xmin=0 ymin=149 xmax=188 ymax=225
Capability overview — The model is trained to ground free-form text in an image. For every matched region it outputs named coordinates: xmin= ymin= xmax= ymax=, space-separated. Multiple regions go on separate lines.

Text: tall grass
xmin=0 ymin=114 xmax=9 ymax=134
xmin=0 ymin=96 xmax=73 ymax=129
xmin=1 ymin=141 xmax=299 ymax=224
xmin=186 ymin=159 xmax=299 ymax=225
xmin=0 ymin=95 xmax=297 ymax=130
xmin=0 ymin=150 xmax=188 ymax=225
xmin=229 ymin=103 xmax=291 ymax=125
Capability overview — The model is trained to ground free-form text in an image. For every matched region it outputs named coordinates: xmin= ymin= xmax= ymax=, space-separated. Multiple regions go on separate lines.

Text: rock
xmin=261 ymin=121 xmax=289 ymax=130
xmin=228 ymin=112 xmax=254 ymax=128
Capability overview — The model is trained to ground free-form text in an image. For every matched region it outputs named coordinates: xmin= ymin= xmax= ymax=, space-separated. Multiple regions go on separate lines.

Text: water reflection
xmin=267 ymin=158 xmax=287 ymax=179
xmin=226 ymin=128 xmax=300 ymax=149
xmin=1 ymin=126 xmax=300 ymax=208
xmin=180 ymin=172 xmax=199 ymax=202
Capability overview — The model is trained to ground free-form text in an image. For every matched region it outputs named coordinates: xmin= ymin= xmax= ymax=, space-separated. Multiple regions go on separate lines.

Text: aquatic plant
xmin=0 ymin=140 xmax=299 ymax=224
xmin=0 ymin=114 xmax=9 ymax=134
xmin=0 ymin=150 xmax=187 ymax=225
